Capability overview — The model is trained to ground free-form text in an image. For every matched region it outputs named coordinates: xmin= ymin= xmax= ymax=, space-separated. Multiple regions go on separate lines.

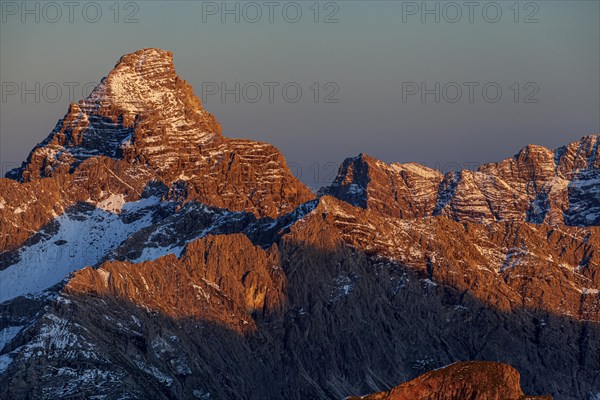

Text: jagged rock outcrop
xmin=1 ymin=48 xmax=312 ymax=257
xmin=0 ymin=157 xmax=154 ymax=256
xmin=65 ymin=234 xmax=286 ymax=329
xmin=292 ymin=196 xmax=600 ymax=321
xmin=323 ymin=135 xmax=599 ymax=225
xmin=8 ymin=48 xmax=222 ymax=182
xmin=347 ymin=361 xmax=552 ymax=400
xmin=320 ymin=154 xmax=443 ymax=218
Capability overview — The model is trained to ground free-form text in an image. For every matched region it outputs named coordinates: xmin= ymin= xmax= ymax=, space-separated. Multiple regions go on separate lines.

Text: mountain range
xmin=0 ymin=48 xmax=598 ymax=400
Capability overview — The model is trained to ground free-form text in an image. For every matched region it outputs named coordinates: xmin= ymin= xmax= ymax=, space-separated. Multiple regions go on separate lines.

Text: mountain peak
xmin=116 ymin=47 xmax=173 ymax=66
xmin=86 ymin=48 xmax=203 ymax=119
xmin=92 ymin=48 xmax=175 ymax=109
xmin=4 ymin=49 xmax=312 ymax=219
xmin=9 ymin=48 xmax=222 ymax=181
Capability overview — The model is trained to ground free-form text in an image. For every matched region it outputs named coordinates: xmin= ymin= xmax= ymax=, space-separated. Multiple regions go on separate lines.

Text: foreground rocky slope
xmin=0 ymin=49 xmax=599 ymax=399
xmin=2 ymin=218 xmax=597 ymax=399
xmin=347 ymin=361 xmax=551 ymax=400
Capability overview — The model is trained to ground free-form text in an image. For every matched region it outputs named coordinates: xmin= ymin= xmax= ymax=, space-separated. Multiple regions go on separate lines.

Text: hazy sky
xmin=1 ymin=1 xmax=598 ymax=188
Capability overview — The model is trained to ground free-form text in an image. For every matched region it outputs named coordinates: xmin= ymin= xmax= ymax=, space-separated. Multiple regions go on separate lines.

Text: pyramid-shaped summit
xmin=5 ymin=49 xmax=313 ymax=222
xmin=9 ymin=48 xmax=222 ymax=182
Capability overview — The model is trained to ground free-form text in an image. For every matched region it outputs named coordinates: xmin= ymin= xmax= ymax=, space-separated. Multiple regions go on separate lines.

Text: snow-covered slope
xmin=0 ymin=196 xmax=160 ymax=302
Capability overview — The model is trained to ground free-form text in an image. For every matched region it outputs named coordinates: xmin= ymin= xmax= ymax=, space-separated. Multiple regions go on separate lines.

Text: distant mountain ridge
xmin=321 ymin=135 xmax=599 ymax=225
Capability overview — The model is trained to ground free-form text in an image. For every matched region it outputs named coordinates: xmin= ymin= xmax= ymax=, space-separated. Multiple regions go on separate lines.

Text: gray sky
xmin=1 ymin=1 xmax=598 ymax=189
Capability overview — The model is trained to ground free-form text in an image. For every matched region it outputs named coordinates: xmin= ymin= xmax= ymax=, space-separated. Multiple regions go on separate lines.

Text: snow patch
xmin=96 ymin=194 xmax=126 ymax=213
xmin=193 ymin=389 xmax=212 ymax=399
xmin=582 ymin=288 xmax=600 ymax=295
xmin=0 ymin=326 xmax=23 ymax=351
xmin=0 ymin=197 xmax=160 ymax=303
xmin=330 ymin=275 xmax=356 ymax=303
xmin=97 ymin=269 xmax=111 ymax=287
xmin=0 ymin=354 xmax=13 ymax=374
xmin=346 ymin=184 xmax=364 ymax=195
xmin=421 ymin=278 xmax=438 ymax=287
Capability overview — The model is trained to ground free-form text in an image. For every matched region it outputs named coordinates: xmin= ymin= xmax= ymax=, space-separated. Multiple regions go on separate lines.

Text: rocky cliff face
xmin=322 ymin=136 xmax=599 ymax=225
xmin=8 ymin=48 xmax=222 ymax=182
xmin=306 ymin=196 xmax=600 ymax=321
xmin=348 ymin=361 xmax=552 ymax=400
xmin=65 ymin=234 xmax=286 ymax=329
xmin=1 ymin=49 xmax=312 ymax=256
xmin=320 ymin=155 xmax=443 ymax=218
xmin=0 ymin=49 xmax=599 ymax=400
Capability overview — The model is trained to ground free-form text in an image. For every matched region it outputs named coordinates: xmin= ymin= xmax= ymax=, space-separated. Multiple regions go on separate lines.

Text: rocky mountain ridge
xmin=1 ymin=49 xmax=312 ymax=258
xmin=347 ymin=361 xmax=552 ymax=400
xmin=0 ymin=49 xmax=599 ymax=400
xmin=321 ymin=135 xmax=599 ymax=226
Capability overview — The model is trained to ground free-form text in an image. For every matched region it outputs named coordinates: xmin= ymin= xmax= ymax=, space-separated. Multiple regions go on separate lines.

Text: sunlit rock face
xmin=1 ymin=48 xmax=312 ymax=258
xmin=9 ymin=48 xmax=222 ymax=182
xmin=324 ymin=136 xmax=599 ymax=226
xmin=348 ymin=361 xmax=552 ymax=400
xmin=0 ymin=49 xmax=598 ymax=400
